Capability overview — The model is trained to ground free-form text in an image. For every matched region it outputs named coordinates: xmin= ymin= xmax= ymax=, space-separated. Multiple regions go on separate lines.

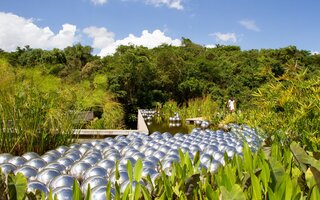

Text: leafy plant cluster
xmin=0 ymin=58 xmax=124 ymax=155
xmin=1 ymin=141 xmax=320 ymax=199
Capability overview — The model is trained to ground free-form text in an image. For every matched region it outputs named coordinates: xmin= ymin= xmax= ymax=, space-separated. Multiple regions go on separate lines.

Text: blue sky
xmin=0 ymin=0 xmax=319 ymax=56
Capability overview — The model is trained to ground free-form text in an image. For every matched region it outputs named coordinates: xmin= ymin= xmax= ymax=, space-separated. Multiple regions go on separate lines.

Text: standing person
xmin=227 ymin=97 xmax=236 ymax=113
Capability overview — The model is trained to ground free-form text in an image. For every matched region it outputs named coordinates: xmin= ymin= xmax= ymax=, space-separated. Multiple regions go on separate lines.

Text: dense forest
xmin=0 ymin=38 xmax=319 ymax=130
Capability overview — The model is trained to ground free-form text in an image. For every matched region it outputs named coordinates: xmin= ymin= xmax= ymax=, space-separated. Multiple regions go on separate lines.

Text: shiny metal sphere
xmin=144 ymin=156 xmax=160 ymax=165
xmin=141 ymin=167 xmax=158 ymax=178
xmin=36 ymin=168 xmax=60 ymax=185
xmin=102 ymin=148 xmax=118 ymax=156
xmin=165 ymin=154 xmax=180 ymax=162
xmin=104 ymin=138 xmax=117 ymax=146
xmin=22 ymin=152 xmax=40 ymax=161
xmin=142 ymin=160 xmax=156 ymax=169
xmin=91 ymin=185 xmax=115 ymax=200
xmin=0 ymin=163 xmax=16 ymax=175
xmin=41 ymin=154 xmax=58 ymax=163
xmin=144 ymin=147 xmax=157 ymax=156
xmin=167 ymin=149 xmax=179 ymax=156
xmin=27 ymin=181 xmax=49 ymax=196
xmin=45 ymin=149 xmax=62 ymax=158
xmin=81 ymin=155 xmax=100 ymax=166
xmin=8 ymin=156 xmax=27 ymax=167
xmin=121 ymin=146 xmax=136 ymax=155
xmin=132 ymin=152 xmax=145 ymax=160
xmin=70 ymin=161 xmax=91 ymax=182
xmin=105 ymin=152 xmax=121 ymax=162
xmin=96 ymin=159 xmax=115 ymax=174
xmin=49 ymin=174 xmax=78 ymax=190
xmin=226 ymin=146 xmax=236 ymax=158
xmin=25 ymin=158 xmax=47 ymax=169
xmin=14 ymin=165 xmax=37 ymax=180
xmin=208 ymin=160 xmax=221 ymax=173
xmin=119 ymin=156 xmax=136 ymax=166
xmin=81 ymin=176 xmax=108 ymax=195
xmin=83 ymin=166 xmax=108 ymax=180
xmin=84 ymin=149 xmax=102 ymax=159
xmin=120 ymin=180 xmax=142 ymax=193
xmin=200 ymin=153 xmax=213 ymax=166
xmin=110 ymin=171 xmax=129 ymax=185
xmin=64 ymin=152 xmax=81 ymax=162
xmin=159 ymin=145 xmax=171 ymax=153
xmin=79 ymin=145 xmax=90 ymax=155
xmin=69 ymin=143 xmax=81 ymax=149
xmin=0 ymin=153 xmax=13 ymax=164
xmin=52 ymin=186 xmax=73 ymax=200
xmin=43 ymin=162 xmax=66 ymax=173
xmin=56 ymin=157 xmax=74 ymax=170
xmin=55 ymin=146 xmax=70 ymax=154
xmin=153 ymin=151 xmax=166 ymax=160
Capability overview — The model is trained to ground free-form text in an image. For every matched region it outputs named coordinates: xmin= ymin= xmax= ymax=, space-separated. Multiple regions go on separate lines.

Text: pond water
xmin=146 ymin=119 xmax=194 ymax=134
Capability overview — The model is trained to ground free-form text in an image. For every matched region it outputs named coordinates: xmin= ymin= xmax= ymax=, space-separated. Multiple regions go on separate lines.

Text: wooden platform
xmin=185 ymin=117 xmax=203 ymax=124
xmin=74 ymin=129 xmax=142 ymax=137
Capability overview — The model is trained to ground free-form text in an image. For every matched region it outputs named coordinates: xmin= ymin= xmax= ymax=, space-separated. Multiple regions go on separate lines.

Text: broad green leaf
xmin=134 ymin=183 xmax=141 ymax=200
xmin=267 ymin=187 xmax=276 ymax=200
xmin=161 ymin=171 xmax=173 ymax=199
xmin=114 ymin=182 xmax=121 ymax=200
xmin=310 ymin=166 xmax=320 ymax=190
xmin=268 ymin=157 xmax=285 ymax=188
xmin=48 ymin=189 xmax=53 ymax=200
xmin=7 ymin=172 xmax=28 ymax=200
xmin=72 ymin=179 xmax=82 ymax=200
xmin=251 ymin=174 xmax=262 ymax=200
xmin=140 ymin=184 xmax=152 ymax=200
xmin=243 ymin=143 xmax=253 ymax=173
xmin=274 ymin=174 xmax=287 ymax=200
xmin=85 ymin=184 xmax=91 ymax=200
xmin=220 ymin=185 xmax=245 ymax=200
xmin=178 ymin=149 xmax=185 ymax=166
xmin=290 ymin=142 xmax=308 ymax=172
xmin=193 ymin=151 xmax=201 ymax=169
xmin=127 ymin=160 xmax=133 ymax=183
xmin=306 ymin=168 xmax=316 ymax=189
xmin=116 ymin=160 xmax=120 ymax=181
xmin=205 ymin=184 xmax=215 ymax=200
xmin=310 ymin=185 xmax=320 ymax=200
xmin=106 ymin=181 xmax=112 ymax=200
xmin=260 ymin=160 xmax=270 ymax=193
xmin=122 ymin=182 xmax=131 ymax=200
xmin=284 ymin=176 xmax=292 ymax=200
xmin=134 ymin=158 xmax=143 ymax=182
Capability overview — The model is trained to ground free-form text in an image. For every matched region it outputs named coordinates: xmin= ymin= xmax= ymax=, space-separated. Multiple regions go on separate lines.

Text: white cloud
xmin=91 ymin=0 xmax=108 ymax=5
xmin=205 ymin=44 xmax=216 ymax=48
xmin=146 ymin=0 xmax=184 ymax=10
xmin=0 ymin=12 xmax=77 ymax=51
xmin=83 ymin=27 xmax=115 ymax=49
xmin=84 ymin=29 xmax=181 ymax=56
xmin=239 ymin=19 xmax=260 ymax=32
xmin=210 ymin=32 xmax=237 ymax=43
xmin=311 ymin=51 xmax=319 ymax=55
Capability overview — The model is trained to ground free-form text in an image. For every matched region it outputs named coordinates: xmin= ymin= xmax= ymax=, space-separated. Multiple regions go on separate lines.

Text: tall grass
xmin=160 ymin=96 xmax=222 ymax=128
xmin=0 ymin=61 xmax=76 ymax=155
xmin=221 ymin=69 xmax=320 ymax=150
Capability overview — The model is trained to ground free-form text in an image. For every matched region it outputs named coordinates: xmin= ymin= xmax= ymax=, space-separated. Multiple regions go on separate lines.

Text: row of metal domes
xmin=0 ymin=124 xmax=263 ymax=199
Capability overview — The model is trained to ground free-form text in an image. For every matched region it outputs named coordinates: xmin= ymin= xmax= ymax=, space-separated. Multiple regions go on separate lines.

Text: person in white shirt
xmin=227 ymin=97 xmax=236 ymax=113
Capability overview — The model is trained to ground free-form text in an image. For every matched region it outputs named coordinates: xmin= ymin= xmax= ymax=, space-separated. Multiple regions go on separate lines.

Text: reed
xmin=0 ymin=62 xmax=76 ymax=155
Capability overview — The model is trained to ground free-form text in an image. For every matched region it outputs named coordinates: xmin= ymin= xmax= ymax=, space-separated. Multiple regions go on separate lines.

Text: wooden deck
xmin=74 ymin=129 xmax=142 ymax=137
xmin=185 ymin=117 xmax=203 ymax=124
